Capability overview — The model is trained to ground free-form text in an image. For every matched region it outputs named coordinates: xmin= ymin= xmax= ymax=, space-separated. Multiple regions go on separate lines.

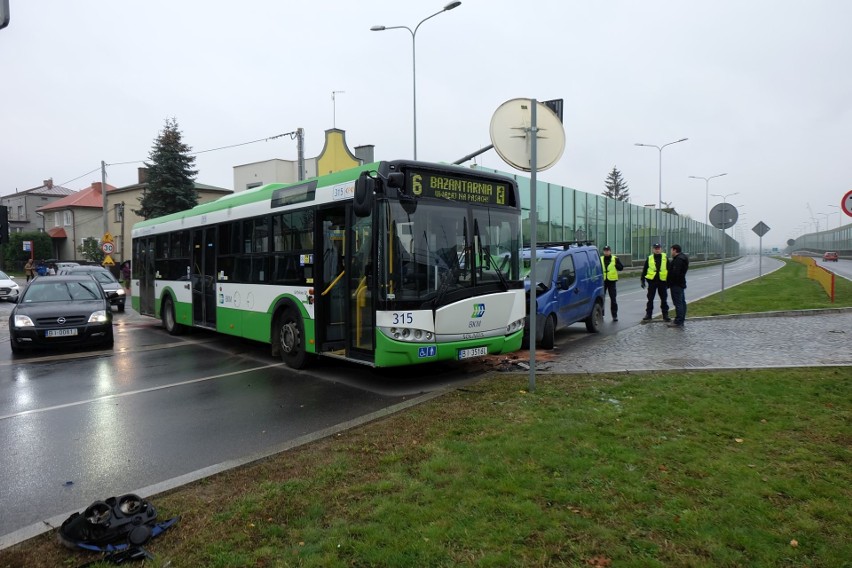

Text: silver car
xmin=0 ymin=270 xmax=21 ymax=301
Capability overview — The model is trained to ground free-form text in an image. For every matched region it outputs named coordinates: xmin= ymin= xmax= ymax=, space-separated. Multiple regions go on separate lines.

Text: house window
xmin=114 ymin=203 xmax=124 ymax=222
xmin=54 ymin=212 xmax=61 ymax=227
xmin=64 ymin=211 xmax=72 ymax=226
xmin=17 ymin=205 xmax=24 ymax=219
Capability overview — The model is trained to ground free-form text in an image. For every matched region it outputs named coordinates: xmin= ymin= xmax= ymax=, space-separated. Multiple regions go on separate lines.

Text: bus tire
xmin=277 ymin=307 xmax=312 ymax=369
xmin=162 ymin=295 xmax=185 ymax=336
xmin=541 ymin=315 xmax=556 ymax=349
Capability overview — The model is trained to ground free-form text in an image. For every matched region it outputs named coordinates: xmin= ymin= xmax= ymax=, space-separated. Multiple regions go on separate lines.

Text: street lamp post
xmin=817 ymin=212 xmax=831 ymax=249
xmin=688 ymin=173 xmax=726 ymax=261
xmin=635 ymin=138 xmax=688 ymax=248
xmin=371 ymin=1 xmax=462 ymax=160
xmin=711 ymin=191 xmax=738 ymax=296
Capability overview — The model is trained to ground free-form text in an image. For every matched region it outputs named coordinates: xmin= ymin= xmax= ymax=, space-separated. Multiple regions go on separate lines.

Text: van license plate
xmin=458 ymin=346 xmax=488 ymax=360
xmin=47 ymin=328 xmax=78 ymax=338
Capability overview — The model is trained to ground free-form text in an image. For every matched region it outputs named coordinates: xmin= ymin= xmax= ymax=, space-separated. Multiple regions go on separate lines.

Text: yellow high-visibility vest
xmin=601 ymin=255 xmax=619 ymax=281
xmin=645 ymin=253 xmax=668 ymax=281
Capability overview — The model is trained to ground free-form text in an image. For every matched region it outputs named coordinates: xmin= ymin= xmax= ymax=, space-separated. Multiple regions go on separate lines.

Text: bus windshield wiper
xmin=431 ymin=246 xmax=465 ymax=309
xmin=484 ymin=245 xmax=510 ymax=291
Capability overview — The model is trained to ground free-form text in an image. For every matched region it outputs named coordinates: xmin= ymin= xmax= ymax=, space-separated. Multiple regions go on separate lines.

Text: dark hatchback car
xmin=62 ymin=265 xmax=126 ymax=311
xmin=9 ymin=275 xmax=114 ymax=353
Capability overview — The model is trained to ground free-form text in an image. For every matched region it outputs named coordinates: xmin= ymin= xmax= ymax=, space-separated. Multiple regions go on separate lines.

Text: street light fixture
xmin=371 ymin=1 xmax=462 ymax=160
xmin=635 ymin=137 xmax=688 ymax=247
xmin=827 ymin=205 xmax=842 ymax=230
xmin=688 ymin=172 xmax=727 ymax=260
xmin=711 ymin=191 xmax=738 ymax=295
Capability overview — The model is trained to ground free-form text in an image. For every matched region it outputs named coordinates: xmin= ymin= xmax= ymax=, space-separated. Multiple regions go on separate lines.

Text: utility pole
xmin=296 ymin=128 xmax=305 ymax=181
xmin=101 ymin=160 xmax=108 ymax=236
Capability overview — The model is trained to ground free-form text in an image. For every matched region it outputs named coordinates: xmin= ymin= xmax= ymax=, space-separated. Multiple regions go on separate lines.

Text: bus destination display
xmin=409 ymin=171 xmax=511 ymax=206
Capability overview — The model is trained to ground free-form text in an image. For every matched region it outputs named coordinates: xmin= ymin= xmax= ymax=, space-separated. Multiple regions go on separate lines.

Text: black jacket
xmin=668 ymin=253 xmax=689 ymax=288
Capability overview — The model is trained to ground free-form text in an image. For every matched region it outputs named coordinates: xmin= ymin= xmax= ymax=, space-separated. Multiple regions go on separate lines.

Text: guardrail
xmin=792 ymin=255 xmax=835 ymax=302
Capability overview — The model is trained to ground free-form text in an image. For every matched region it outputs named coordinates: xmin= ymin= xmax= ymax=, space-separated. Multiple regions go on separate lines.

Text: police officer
xmin=600 ymin=245 xmax=623 ymax=321
xmin=640 ymin=243 xmax=670 ymax=323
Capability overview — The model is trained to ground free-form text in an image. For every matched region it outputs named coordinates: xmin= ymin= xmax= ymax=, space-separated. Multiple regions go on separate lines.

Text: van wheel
xmin=585 ymin=302 xmax=603 ymax=333
xmin=541 ymin=315 xmax=556 ymax=349
xmin=278 ymin=307 xmax=312 ymax=369
xmin=162 ymin=296 xmax=185 ymax=336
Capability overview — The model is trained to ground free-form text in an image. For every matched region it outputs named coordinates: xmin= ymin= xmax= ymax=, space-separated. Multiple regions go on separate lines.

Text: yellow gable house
xmin=317 ymin=129 xmax=361 ymax=176
xmin=233 ymin=129 xmax=374 ymax=192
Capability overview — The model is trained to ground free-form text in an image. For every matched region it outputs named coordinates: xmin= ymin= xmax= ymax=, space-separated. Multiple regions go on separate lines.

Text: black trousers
xmin=645 ymin=280 xmax=669 ymax=319
xmin=604 ymin=280 xmax=618 ymax=318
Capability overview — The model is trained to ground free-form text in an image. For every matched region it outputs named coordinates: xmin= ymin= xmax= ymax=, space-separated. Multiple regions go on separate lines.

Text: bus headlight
xmin=379 ymin=326 xmax=435 ymax=343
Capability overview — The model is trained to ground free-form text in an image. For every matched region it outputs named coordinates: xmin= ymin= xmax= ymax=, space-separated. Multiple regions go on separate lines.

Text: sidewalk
xmin=541 ymin=308 xmax=852 ymax=374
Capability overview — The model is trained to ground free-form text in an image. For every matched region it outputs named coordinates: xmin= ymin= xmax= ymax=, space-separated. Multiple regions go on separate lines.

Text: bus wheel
xmin=162 ymin=296 xmax=185 ymax=336
xmin=278 ymin=307 xmax=311 ymax=369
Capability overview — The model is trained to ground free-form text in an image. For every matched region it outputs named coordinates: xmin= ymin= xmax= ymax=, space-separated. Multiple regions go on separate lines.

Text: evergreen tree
xmin=603 ymin=166 xmax=630 ymax=201
xmin=135 ymin=118 xmax=199 ymax=220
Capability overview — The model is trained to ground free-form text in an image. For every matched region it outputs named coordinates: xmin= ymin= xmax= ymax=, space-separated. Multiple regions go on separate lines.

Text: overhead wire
xmin=50 ymin=130 xmax=297 ymax=191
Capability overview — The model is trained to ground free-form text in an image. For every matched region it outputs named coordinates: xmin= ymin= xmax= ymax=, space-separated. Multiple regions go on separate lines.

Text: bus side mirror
xmin=386 ymin=172 xmax=404 ymax=189
xmin=354 ymin=172 xmax=375 ymax=217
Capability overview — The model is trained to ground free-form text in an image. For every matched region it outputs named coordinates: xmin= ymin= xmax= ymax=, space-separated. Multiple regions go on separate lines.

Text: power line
xmin=57 ymin=166 xmax=102 ymax=188
xmin=54 ymin=131 xmax=299 ymax=191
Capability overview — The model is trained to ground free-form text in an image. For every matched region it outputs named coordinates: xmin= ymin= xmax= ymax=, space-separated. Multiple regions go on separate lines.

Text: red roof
xmin=37 ymin=182 xmax=118 ymax=212
xmin=47 ymin=227 xmax=68 ymax=238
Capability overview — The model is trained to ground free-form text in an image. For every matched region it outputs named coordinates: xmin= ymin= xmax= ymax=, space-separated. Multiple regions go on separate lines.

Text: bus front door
xmin=317 ymin=209 xmax=347 ymax=353
xmin=136 ymin=237 xmax=156 ymax=316
xmin=191 ymin=228 xmax=217 ymax=329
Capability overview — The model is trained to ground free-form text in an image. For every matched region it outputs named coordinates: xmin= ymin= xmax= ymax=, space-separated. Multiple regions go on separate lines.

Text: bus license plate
xmin=458 ymin=346 xmax=488 ymax=360
xmin=47 ymin=328 xmax=78 ymax=338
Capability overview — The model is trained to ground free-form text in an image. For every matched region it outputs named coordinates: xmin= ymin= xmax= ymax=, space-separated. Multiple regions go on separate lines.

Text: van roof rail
xmin=532 ymin=240 xmax=595 ymax=250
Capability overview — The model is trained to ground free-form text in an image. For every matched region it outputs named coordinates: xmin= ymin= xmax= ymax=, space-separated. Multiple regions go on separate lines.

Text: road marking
xmin=0 ymin=336 xmax=220 ymax=367
xmin=0 ymin=362 xmax=284 ymax=422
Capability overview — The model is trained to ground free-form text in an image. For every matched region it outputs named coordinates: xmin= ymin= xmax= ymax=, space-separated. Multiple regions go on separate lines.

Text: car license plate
xmin=458 ymin=346 xmax=488 ymax=360
xmin=46 ymin=328 xmax=78 ymax=338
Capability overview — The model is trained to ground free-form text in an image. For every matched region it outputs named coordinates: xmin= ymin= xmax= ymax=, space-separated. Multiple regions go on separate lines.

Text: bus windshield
xmin=380 ymin=199 xmax=520 ymax=304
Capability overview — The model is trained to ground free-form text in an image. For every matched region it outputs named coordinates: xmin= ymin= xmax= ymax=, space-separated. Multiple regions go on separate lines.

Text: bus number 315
xmin=392 ymin=312 xmax=414 ymax=325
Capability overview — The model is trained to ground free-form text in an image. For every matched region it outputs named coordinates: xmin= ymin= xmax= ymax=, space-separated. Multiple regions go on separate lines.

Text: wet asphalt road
xmin=0 ymin=254 xmax=812 ymax=546
xmin=0 ymin=307 xmax=472 ymax=546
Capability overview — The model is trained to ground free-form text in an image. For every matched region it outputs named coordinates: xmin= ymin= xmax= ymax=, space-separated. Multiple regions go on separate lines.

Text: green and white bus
xmin=131 ymin=160 xmax=525 ymax=369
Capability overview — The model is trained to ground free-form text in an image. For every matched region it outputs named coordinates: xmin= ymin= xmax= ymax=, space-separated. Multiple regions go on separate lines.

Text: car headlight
xmin=115 ymin=289 xmax=125 ymax=296
xmin=88 ymin=310 xmax=109 ymax=323
xmin=13 ymin=315 xmax=35 ymax=328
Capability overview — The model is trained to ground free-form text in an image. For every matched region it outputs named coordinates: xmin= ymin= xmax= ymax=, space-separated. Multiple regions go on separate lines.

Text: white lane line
xmin=0 ymin=362 xmax=284 ymax=422
xmin=0 ymin=336 xmax=220 ymax=367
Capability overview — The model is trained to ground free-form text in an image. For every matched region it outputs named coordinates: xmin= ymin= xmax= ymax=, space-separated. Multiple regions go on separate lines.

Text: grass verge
xmin=688 ymin=257 xmax=852 ymax=316
xmin=2 ymin=368 xmax=850 ymax=567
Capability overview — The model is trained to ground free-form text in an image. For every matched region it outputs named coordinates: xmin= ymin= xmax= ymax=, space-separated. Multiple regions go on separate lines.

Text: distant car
xmin=8 ymin=274 xmax=114 ymax=353
xmin=54 ymin=261 xmax=80 ymax=273
xmin=0 ymin=270 xmax=21 ymax=302
xmin=62 ymin=265 xmax=126 ymax=311
xmin=823 ymin=251 xmax=838 ymax=262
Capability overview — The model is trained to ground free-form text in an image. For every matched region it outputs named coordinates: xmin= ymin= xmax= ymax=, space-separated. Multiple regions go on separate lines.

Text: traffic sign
xmin=709 ymin=203 xmax=738 ymax=229
xmin=102 ymin=232 xmax=114 ymax=243
xmin=23 ymin=240 xmax=32 ymax=252
xmin=752 ymin=221 xmax=770 ymax=237
xmin=101 ymin=242 xmax=115 ymax=254
xmin=842 ymin=189 xmax=852 ymax=217
xmin=102 ymin=255 xmax=115 ymax=266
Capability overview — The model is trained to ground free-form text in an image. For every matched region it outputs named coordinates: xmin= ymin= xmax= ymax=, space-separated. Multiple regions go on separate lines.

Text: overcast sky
xmin=2 ymin=0 xmax=850 ymax=248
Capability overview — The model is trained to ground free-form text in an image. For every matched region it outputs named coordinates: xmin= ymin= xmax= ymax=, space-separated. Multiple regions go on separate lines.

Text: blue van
xmin=522 ymin=242 xmax=605 ymax=348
